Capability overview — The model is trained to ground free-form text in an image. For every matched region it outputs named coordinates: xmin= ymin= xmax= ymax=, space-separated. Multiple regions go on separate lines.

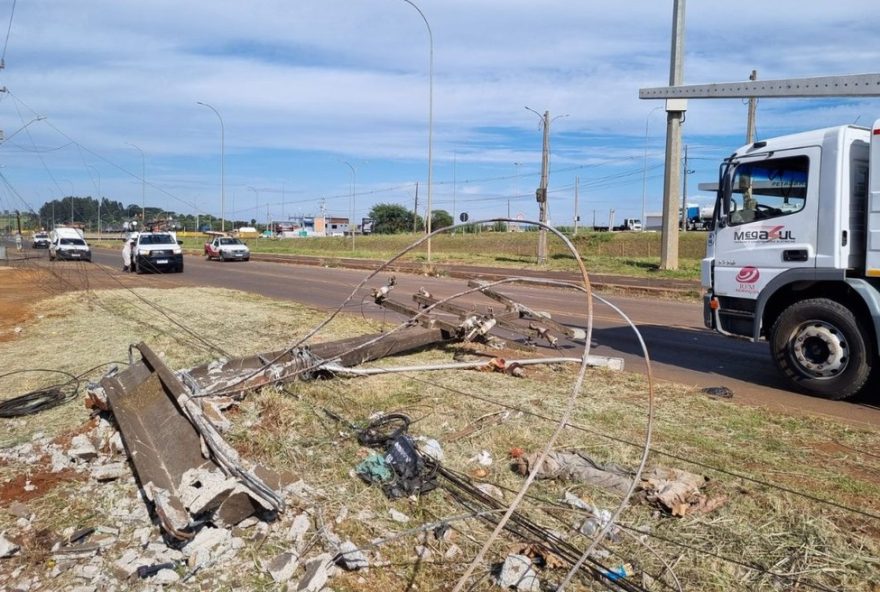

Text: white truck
xmin=49 ymin=227 xmax=91 ymax=262
xmin=131 ymin=231 xmax=183 ymax=273
xmin=702 ymin=122 xmax=880 ymax=399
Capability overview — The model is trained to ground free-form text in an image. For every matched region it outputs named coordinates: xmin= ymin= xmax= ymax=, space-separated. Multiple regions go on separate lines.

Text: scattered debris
xmin=496 ymin=554 xmax=541 ymax=591
xmin=470 ymin=449 xmax=494 ymax=466
xmin=265 ymin=551 xmax=299 ymax=583
xmin=388 ymin=509 xmax=410 ymax=523
xmin=335 ymin=540 xmax=369 ymax=571
xmin=702 ymin=386 xmax=734 ymax=398
xmin=297 ymin=553 xmax=334 ymax=592
xmin=0 ymin=533 xmax=20 ymax=558
xmin=514 ymin=450 xmax=633 ymax=495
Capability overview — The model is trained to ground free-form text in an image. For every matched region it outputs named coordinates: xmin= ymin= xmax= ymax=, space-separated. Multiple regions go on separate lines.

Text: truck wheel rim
xmin=791 ymin=321 xmax=847 ymax=378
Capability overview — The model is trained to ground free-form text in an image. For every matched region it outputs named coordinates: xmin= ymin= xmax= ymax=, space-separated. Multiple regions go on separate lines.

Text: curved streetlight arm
xmin=125 ymin=142 xmax=146 ymax=223
xmin=197 ymin=101 xmax=226 ymax=232
xmin=401 ymin=0 xmax=433 ymax=259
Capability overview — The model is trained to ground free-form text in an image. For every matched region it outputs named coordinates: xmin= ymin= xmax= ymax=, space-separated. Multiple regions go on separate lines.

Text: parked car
xmin=204 ymin=236 xmax=250 ymax=261
xmin=31 ymin=231 xmax=51 ymax=248
xmin=132 ymin=231 xmax=183 ymax=273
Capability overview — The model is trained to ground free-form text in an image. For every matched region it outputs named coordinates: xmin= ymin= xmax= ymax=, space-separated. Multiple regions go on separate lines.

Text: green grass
xmin=92 ymin=230 xmax=706 ymax=281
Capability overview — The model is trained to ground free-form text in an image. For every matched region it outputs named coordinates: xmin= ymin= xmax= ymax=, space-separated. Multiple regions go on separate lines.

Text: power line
xmin=1 ymin=0 xmax=16 ymax=67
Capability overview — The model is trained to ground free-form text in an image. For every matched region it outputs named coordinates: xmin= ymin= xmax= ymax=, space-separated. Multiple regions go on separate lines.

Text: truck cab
xmin=703 ymin=123 xmax=880 ymax=399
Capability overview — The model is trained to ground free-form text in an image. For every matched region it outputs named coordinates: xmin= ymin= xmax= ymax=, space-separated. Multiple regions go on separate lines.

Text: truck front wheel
xmin=770 ymin=298 xmax=873 ymax=400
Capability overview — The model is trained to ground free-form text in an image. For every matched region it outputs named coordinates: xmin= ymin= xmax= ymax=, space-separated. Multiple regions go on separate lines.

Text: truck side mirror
xmin=177 ymin=240 xmax=183 ymax=245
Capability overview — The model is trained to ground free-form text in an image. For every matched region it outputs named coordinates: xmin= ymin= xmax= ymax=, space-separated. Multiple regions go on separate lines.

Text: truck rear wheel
xmin=770 ymin=298 xmax=873 ymax=400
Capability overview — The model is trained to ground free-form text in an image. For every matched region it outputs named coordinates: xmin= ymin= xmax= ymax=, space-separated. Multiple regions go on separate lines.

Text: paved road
xmin=31 ymin=247 xmax=880 ymax=426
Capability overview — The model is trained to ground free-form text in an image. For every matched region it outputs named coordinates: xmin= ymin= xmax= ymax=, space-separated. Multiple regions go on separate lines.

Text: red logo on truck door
xmin=735 ymin=266 xmax=760 ymax=293
xmin=735 ymin=266 xmax=760 ymax=283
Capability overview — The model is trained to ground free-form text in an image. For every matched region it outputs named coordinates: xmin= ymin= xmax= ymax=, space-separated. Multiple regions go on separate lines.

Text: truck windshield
xmin=140 ymin=234 xmax=175 ymax=245
xmin=726 ymin=155 xmax=808 ymax=226
xmin=60 ymin=238 xmax=86 ymax=246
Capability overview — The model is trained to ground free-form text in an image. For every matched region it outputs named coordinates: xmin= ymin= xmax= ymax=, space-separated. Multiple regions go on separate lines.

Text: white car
xmin=204 ymin=237 xmax=250 ymax=261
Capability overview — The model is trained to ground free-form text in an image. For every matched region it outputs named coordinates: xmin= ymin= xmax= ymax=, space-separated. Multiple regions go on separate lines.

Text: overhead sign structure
xmin=640 ymin=73 xmax=880 ymax=100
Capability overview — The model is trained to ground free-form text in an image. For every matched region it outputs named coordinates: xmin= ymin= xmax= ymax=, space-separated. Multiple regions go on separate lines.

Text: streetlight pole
xmin=87 ymin=165 xmax=101 ymax=234
xmin=126 ymin=142 xmax=146 ymax=226
xmin=525 ymin=108 xmax=567 ymax=265
xmin=197 ymin=101 xmax=225 ymax=233
xmin=641 ymin=105 xmax=663 ymax=232
xmin=341 ymin=161 xmax=356 ymax=252
xmin=248 ymin=186 xmax=259 ymax=230
xmin=401 ymin=0 xmax=433 ymax=262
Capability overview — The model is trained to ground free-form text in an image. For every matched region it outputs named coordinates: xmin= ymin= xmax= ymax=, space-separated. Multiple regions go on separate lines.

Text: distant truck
xmin=614 ymin=218 xmax=643 ymax=232
xmin=204 ymin=236 xmax=250 ymax=261
xmin=131 ymin=231 xmax=183 ymax=273
xmin=592 ymin=218 xmax=643 ymax=232
xmin=49 ymin=227 xmax=91 ymax=262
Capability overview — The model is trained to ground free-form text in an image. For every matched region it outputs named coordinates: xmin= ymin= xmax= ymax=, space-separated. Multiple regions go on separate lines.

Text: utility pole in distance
xmin=573 ymin=175 xmax=580 ymax=236
xmin=526 ymin=107 xmax=551 ymax=264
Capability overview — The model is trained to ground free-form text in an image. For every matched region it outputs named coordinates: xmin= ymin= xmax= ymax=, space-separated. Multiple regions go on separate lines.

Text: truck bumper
xmin=55 ymin=250 xmax=91 ymax=261
xmin=136 ymin=254 xmax=183 ymax=271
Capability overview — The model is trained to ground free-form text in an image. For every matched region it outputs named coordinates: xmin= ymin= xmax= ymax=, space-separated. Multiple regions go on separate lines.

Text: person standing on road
xmin=122 ymin=237 xmax=133 ymax=272
xmin=15 ymin=232 xmax=22 ymax=252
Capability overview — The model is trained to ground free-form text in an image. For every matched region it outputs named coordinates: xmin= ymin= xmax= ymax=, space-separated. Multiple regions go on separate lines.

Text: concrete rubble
xmin=496 ymin=554 xmax=541 ymax=591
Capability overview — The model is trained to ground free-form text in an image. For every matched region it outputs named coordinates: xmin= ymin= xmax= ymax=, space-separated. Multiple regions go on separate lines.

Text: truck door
xmin=712 ymin=149 xmax=818 ymax=331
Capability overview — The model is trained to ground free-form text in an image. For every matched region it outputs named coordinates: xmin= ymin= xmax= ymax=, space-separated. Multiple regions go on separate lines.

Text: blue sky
xmin=1 ymin=0 xmax=880 ymax=228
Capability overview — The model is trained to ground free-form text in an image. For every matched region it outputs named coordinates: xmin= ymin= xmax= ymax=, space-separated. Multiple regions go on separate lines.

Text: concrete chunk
xmin=91 ymin=462 xmax=129 ymax=482
xmin=68 ymin=435 xmax=98 ymax=461
xmin=0 ymin=533 xmax=20 ymax=558
xmin=497 ymin=554 xmax=540 ymax=591
xmin=297 ymin=553 xmax=333 ymax=592
xmin=178 ymin=468 xmax=238 ymax=514
xmin=266 ymin=551 xmax=299 ymax=583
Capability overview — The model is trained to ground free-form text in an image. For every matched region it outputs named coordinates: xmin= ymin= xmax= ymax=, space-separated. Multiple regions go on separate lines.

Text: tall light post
xmin=641 ymin=105 xmax=663 ymax=232
xmin=248 ymin=186 xmax=259 ymax=230
xmin=197 ymin=101 xmax=225 ymax=233
xmin=401 ymin=0 xmax=433 ymax=262
xmin=513 ymin=162 xmax=523 ymax=232
xmin=126 ymin=142 xmax=146 ymax=224
xmin=340 ymin=161 xmax=357 ymax=252
xmin=87 ymin=165 xmax=101 ymax=233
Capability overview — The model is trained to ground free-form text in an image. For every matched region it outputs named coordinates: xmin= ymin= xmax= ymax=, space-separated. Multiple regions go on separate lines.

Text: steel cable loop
xmin=0 ymin=362 xmax=121 ymax=418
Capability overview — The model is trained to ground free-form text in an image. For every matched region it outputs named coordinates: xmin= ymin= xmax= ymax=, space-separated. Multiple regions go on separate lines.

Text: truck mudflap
xmin=703 ymin=294 xmax=715 ymax=330
xmin=101 ymin=342 xmax=285 ymax=540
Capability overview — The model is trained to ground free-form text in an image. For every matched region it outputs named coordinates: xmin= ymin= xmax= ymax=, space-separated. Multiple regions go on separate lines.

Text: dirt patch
xmin=0 ymin=468 xmax=85 ymax=504
xmin=0 ymin=268 xmax=50 ymax=342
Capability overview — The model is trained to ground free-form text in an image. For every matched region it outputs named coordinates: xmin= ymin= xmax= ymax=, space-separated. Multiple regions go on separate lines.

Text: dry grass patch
xmin=2 ymin=284 xmax=879 ymax=590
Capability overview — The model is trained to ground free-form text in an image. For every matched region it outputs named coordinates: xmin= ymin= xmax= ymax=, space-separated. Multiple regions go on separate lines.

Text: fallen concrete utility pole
xmin=100 ymin=343 xmax=286 ymax=540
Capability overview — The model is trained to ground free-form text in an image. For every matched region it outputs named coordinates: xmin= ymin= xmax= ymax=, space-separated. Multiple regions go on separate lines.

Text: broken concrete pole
xmin=178 ymin=468 xmax=239 ymax=514
xmin=497 ymin=554 xmax=541 ymax=591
